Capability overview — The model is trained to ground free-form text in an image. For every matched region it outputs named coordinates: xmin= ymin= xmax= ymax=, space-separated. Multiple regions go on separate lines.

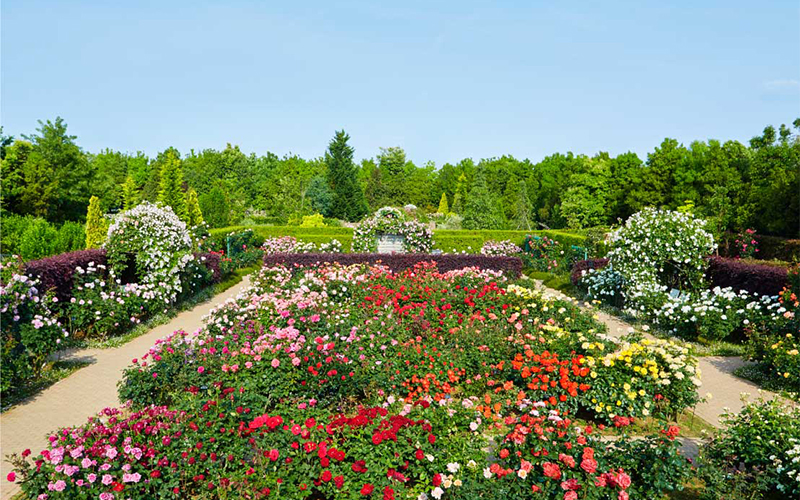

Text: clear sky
xmin=2 ymin=1 xmax=798 ymax=166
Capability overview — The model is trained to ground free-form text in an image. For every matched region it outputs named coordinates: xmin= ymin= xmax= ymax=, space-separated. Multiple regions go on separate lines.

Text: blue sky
xmin=2 ymin=1 xmax=798 ymax=165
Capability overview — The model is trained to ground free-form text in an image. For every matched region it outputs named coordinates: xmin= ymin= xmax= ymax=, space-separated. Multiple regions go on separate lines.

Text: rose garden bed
xmin=8 ymin=260 xmax=710 ymax=499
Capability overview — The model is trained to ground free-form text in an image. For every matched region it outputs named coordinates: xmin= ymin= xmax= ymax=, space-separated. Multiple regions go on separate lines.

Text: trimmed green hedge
xmin=433 ymin=229 xmax=588 ymax=251
xmin=209 ymin=226 xmax=588 ymax=256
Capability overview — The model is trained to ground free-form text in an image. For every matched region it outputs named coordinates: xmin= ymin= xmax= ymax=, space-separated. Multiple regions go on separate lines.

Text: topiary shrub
xmin=300 ymin=213 xmax=326 ymax=228
xmin=105 ymin=202 xmax=194 ymax=306
xmin=84 ymin=195 xmax=108 ymax=249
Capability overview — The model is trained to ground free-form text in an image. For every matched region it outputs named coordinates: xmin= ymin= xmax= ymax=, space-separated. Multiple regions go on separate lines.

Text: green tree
xmin=121 ymin=176 xmax=139 ymax=211
xmin=462 ymin=169 xmax=505 ymax=229
xmin=20 ymin=152 xmax=58 ymax=218
xmin=23 ymin=117 xmax=91 ymax=221
xmin=363 ymin=159 xmax=388 ymax=209
xmin=199 ymin=186 xmax=230 ymax=228
xmin=184 ymin=188 xmax=204 ymax=227
xmin=90 ymin=149 xmax=129 ymax=211
xmin=84 ymin=196 xmax=108 ymax=249
xmin=451 ymin=173 xmax=468 ymax=214
xmin=306 ymin=175 xmax=333 ymax=216
xmin=377 ymin=146 xmax=407 ymax=204
xmin=157 ymin=150 xmax=186 ymax=219
xmin=437 ymin=192 xmax=449 ymax=214
xmin=0 ymin=140 xmax=33 ymax=213
xmin=325 ymin=130 xmax=368 ymax=222
xmin=560 ymin=155 xmax=612 ymax=229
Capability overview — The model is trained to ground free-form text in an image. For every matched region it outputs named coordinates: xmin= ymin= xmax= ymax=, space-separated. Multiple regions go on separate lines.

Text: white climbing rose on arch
xmin=105 ymin=202 xmax=194 ymax=306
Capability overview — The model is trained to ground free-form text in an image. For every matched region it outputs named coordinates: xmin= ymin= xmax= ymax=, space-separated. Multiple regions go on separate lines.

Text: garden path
xmin=530 ymin=279 xmax=782 ymax=429
xmin=0 ymin=277 xmax=251 ymax=499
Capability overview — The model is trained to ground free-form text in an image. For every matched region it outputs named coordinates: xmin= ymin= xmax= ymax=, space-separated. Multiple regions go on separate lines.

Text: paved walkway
xmin=529 ymin=279 xmax=782 ymax=429
xmin=0 ymin=277 xmax=250 ymax=499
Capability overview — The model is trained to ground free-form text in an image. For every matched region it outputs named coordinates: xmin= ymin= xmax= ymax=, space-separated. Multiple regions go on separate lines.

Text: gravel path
xmin=0 ymin=277 xmax=250 ymax=499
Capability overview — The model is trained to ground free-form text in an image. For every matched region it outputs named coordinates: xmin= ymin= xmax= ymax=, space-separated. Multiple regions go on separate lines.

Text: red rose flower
xmin=321 ymin=470 xmax=332 ymax=482
xmin=580 ymin=458 xmax=597 ymax=474
xmin=334 ymin=475 xmax=344 ymax=489
xmin=415 ymin=449 xmax=424 ymax=460
xmin=361 ymin=483 xmax=374 ymax=496
xmin=432 ymin=473 xmax=442 ymax=486
xmin=543 ymin=462 xmax=561 ymax=480
xmin=428 ymin=434 xmax=436 ymax=444
xmin=383 ymin=486 xmax=395 ymax=500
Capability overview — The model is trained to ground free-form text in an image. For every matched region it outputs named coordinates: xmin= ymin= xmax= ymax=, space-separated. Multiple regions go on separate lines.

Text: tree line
xmin=1 ymin=117 xmax=798 ymax=238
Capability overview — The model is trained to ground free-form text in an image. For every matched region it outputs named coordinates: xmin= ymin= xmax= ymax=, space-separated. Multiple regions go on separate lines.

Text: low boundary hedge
xmin=212 ymin=225 xmax=589 ymax=256
xmin=23 ymin=249 xmax=108 ymax=301
xmin=262 ymin=253 xmax=523 ymax=277
xmin=706 ymin=256 xmax=788 ymax=296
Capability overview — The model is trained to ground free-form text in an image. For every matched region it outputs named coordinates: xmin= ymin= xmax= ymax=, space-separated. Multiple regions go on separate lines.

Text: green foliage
xmin=19 ymin=218 xmax=57 ymax=260
xmin=698 ymin=398 xmax=800 ymax=498
xmin=299 ymin=213 xmax=326 ymax=228
xmin=184 ymin=188 xmax=204 ymax=227
xmin=19 ymin=151 xmax=58 ymax=217
xmin=462 ymin=169 xmax=506 ymax=229
xmin=306 ymin=175 xmax=332 ymax=216
xmin=22 ymin=117 xmax=91 ymax=222
xmin=157 ymin=150 xmax=186 ymax=219
xmin=84 ymin=195 xmax=108 ymax=249
xmin=437 ymin=192 xmax=448 ymax=213
xmin=325 ymin=130 xmax=368 ymax=222
xmin=54 ymin=221 xmax=85 ymax=254
xmin=199 ymin=186 xmax=230 ymax=228
xmin=4 ymin=116 xmax=800 ymax=244
xmin=560 ymin=155 xmax=612 ymax=229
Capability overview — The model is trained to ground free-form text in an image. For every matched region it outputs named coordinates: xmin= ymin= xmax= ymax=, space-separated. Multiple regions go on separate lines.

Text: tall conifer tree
xmin=157 ymin=150 xmax=186 ymax=219
xmin=325 ymin=130 xmax=368 ymax=221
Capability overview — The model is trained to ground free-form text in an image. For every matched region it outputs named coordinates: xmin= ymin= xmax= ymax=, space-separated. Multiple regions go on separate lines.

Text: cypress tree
xmin=121 ymin=176 xmax=138 ymax=211
xmin=462 ymin=169 xmax=505 ymax=230
xmin=184 ymin=188 xmax=204 ymax=227
xmin=85 ymin=195 xmax=108 ymax=248
xmin=325 ymin=130 xmax=368 ymax=222
xmin=157 ymin=151 xmax=186 ymax=219
xmin=437 ymin=193 xmax=449 ymax=214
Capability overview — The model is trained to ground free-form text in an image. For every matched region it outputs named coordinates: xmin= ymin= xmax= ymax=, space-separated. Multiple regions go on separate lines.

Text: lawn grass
xmin=1 ymin=360 xmax=91 ymax=412
xmin=523 ymin=270 xmax=576 ymax=295
xmin=572 ymin=408 xmax=716 ymax=439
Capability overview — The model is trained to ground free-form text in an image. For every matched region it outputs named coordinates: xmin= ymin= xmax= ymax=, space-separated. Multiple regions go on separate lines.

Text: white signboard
xmin=377 ymin=234 xmax=405 ymax=254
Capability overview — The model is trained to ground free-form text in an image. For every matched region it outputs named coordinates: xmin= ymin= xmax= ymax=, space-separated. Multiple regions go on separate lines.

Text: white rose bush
xmin=105 ymin=202 xmax=194 ymax=307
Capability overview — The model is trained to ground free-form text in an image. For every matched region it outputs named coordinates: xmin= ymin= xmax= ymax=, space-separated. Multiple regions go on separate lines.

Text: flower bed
xmin=10 ymin=261 xmax=702 ymax=499
xmin=262 ymin=252 xmax=524 ymax=277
